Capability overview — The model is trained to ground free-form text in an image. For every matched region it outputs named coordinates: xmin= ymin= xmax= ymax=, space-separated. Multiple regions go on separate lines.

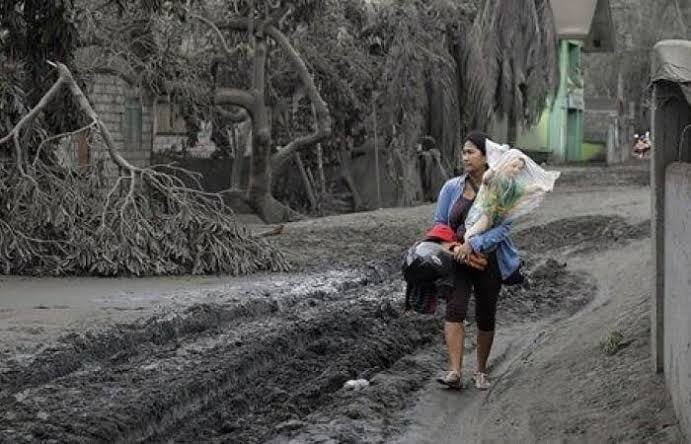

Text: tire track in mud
xmin=264 ymin=215 xmax=648 ymax=443
xmin=0 ymin=265 xmax=391 ymax=394
xmin=0 ymin=215 xmax=648 ymax=443
xmin=1 ymin=270 xmax=439 ymax=443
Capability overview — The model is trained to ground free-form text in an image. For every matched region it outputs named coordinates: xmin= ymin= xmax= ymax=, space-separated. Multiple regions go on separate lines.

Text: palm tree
xmin=471 ymin=0 xmax=559 ymax=144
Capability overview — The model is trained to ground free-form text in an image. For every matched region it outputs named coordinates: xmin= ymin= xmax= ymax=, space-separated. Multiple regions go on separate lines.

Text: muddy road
xmin=0 ymin=211 xmax=653 ymax=443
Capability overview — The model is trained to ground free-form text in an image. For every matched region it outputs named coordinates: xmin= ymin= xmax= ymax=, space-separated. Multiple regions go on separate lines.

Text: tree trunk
xmin=294 ymin=152 xmax=317 ymax=211
xmin=393 ymin=148 xmax=418 ymax=207
xmin=507 ymin=107 xmax=518 ymax=146
xmin=230 ymin=125 xmax=244 ymax=190
xmin=338 ymin=146 xmax=364 ymax=211
xmin=245 ymin=38 xmax=299 ymax=223
xmin=311 ymin=104 xmax=326 ymax=196
xmin=200 ymin=16 xmax=330 ymax=223
xmin=247 ymin=127 xmax=300 ymax=222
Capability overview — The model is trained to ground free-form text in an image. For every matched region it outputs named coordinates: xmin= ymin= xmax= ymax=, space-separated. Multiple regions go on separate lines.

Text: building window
xmin=567 ymin=42 xmax=583 ymax=89
xmin=123 ymin=98 xmax=142 ymax=150
xmin=76 ymin=132 xmax=90 ymax=166
xmin=155 ymin=100 xmax=187 ymax=135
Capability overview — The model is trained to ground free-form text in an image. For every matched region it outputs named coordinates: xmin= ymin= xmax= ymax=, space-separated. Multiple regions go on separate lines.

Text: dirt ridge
xmin=0 ymin=263 xmax=397 ymax=395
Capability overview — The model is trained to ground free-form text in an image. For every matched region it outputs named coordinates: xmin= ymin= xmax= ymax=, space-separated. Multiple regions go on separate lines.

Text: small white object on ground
xmin=343 ymin=379 xmax=370 ymax=391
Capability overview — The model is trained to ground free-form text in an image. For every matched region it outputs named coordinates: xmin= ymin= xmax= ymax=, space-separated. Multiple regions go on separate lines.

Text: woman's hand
xmin=453 ymin=241 xmax=473 ymax=263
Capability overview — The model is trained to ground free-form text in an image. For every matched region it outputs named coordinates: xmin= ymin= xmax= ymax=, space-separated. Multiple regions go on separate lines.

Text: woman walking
xmin=433 ymin=131 xmax=521 ymax=390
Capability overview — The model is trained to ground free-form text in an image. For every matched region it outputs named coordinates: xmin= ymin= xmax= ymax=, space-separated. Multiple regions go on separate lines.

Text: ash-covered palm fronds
xmin=472 ymin=0 xmax=559 ymax=136
xmin=0 ymin=63 xmax=289 ymax=276
xmin=275 ymin=0 xmax=558 ymax=209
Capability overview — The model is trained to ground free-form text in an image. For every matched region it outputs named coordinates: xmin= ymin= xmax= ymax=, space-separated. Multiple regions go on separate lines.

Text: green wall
xmin=581 ymin=141 xmax=606 ymax=161
xmin=517 ymin=109 xmax=551 ymax=152
xmin=517 ymin=40 xmax=588 ymax=163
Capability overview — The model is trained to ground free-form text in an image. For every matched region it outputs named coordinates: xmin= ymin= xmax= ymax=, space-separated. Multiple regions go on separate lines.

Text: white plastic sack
xmin=484 ymin=138 xmax=510 ymax=168
xmin=464 ymin=147 xmax=560 ymax=240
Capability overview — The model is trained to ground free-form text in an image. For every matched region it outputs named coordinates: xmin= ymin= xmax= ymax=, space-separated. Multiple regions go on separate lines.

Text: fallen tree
xmin=0 ymin=62 xmax=289 ymax=276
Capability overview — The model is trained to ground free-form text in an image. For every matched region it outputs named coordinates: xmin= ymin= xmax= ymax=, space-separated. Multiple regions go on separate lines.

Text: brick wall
xmin=152 ymin=102 xmax=217 ymax=159
xmin=86 ymin=74 xmax=153 ymax=181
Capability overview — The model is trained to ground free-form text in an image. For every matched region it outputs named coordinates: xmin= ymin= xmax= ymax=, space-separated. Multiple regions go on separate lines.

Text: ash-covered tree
xmin=0 ymin=0 xmax=79 ymax=146
xmin=584 ymin=0 xmax=690 ymax=130
xmin=472 ymin=0 xmax=559 ymax=144
xmin=0 ymin=0 xmax=289 ymax=276
xmin=186 ymin=0 xmax=332 ymax=223
xmin=296 ymin=0 xmax=557 ymax=205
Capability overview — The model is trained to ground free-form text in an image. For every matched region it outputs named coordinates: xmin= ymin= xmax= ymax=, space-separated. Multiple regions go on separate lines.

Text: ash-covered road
xmin=0 ymin=210 xmax=651 ymax=443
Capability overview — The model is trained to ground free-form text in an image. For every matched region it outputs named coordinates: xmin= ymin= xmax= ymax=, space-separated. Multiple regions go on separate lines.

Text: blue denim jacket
xmin=433 ymin=174 xmax=521 ymax=280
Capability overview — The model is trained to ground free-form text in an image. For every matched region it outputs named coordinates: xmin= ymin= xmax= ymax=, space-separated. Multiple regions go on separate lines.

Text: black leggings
xmin=444 ymin=254 xmax=502 ymax=331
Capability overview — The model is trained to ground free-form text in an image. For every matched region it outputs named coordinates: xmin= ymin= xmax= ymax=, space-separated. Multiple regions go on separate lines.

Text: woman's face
xmin=462 ymin=140 xmax=486 ymax=174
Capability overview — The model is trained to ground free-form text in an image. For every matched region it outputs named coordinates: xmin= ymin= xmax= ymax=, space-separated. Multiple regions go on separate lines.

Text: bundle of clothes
xmin=402 ymin=142 xmax=560 ymax=314
xmin=632 ymin=131 xmax=652 ymax=158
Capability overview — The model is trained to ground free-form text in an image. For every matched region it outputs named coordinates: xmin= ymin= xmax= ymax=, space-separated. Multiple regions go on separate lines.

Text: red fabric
xmin=425 ymin=224 xmax=458 ymax=243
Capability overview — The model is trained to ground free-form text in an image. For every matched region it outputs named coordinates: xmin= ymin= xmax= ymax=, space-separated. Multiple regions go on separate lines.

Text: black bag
xmin=502 ymin=261 xmax=525 ymax=286
xmin=404 ymin=281 xmax=439 ymax=314
xmin=402 ymin=241 xmax=456 ymax=314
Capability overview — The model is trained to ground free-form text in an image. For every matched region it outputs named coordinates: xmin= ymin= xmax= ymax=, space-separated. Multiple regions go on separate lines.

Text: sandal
xmin=472 ymin=371 xmax=490 ymax=390
xmin=436 ymin=370 xmax=463 ymax=389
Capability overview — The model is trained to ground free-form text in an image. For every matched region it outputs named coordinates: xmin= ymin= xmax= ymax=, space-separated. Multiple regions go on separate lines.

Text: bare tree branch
xmin=267 ymin=25 xmax=332 ymax=171
xmin=216 ymin=106 xmax=250 ymax=122
xmin=252 ymin=224 xmax=284 ymax=238
xmin=219 ymin=18 xmax=253 ymax=33
xmin=0 ymin=61 xmax=289 ymax=276
xmin=673 ymin=0 xmax=688 ymax=35
xmin=215 ymin=87 xmax=256 ymax=112
xmin=0 ymin=64 xmax=73 ymax=184
xmin=32 ymin=120 xmax=98 ymax=167
xmin=4 ymin=78 xmax=65 ymax=140
xmin=54 ymin=62 xmax=139 ymax=172
xmin=189 ymin=12 xmax=242 ymax=59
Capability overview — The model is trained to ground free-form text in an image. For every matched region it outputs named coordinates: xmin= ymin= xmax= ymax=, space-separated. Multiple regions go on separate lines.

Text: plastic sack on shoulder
xmin=466 ymin=148 xmax=560 ymax=233
xmin=485 ymin=138 xmax=510 ymax=168
xmin=401 ymin=241 xmax=456 ymax=314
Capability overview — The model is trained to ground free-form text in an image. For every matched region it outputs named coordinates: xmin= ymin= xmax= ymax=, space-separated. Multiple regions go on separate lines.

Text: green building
xmin=493 ymin=0 xmax=615 ymax=163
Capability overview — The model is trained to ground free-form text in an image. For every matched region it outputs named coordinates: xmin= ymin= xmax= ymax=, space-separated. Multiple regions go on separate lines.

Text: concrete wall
xmin=651 ymin=77 xmax=691 ymax=441
xmin=584 ymin=97 xmax=617 ymax=163
xmin=584 ymin=97 xmax=617 ymax=143
xmin=651 ymin=81 xmax=691 ymax=377
xmin=664 ymin=162 xmax=691 ymax=439
xmin=150 ymin=153 xmax=235 ymax=193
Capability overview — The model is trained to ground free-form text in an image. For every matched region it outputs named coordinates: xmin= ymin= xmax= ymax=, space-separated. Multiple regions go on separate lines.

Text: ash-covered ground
xmin=0 ymin=179 xmax=683 ymax=443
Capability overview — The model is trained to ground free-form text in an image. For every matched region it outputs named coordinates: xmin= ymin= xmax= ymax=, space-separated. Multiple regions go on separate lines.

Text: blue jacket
xmin=433 ymin=174 xmax=521 ymax=280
